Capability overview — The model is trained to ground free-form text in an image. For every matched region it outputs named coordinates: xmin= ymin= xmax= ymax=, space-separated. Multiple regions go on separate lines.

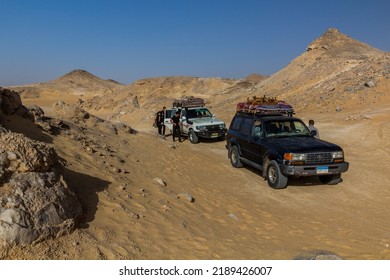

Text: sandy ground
xmin=3 ymin=92 xmax=390 ymax=260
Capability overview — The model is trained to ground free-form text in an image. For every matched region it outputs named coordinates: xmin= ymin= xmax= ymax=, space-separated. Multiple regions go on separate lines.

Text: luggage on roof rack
xmin=173 ymin=96 xmax=205 ymax=108
xmin=236 ymin=95 xmax=294 ymax=116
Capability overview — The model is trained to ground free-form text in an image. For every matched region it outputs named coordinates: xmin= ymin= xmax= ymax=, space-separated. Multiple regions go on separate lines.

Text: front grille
xmin=305 ymin=152 xmax=332 ymax=164
xmin=206 ymin=125 xmax=221 ymax=132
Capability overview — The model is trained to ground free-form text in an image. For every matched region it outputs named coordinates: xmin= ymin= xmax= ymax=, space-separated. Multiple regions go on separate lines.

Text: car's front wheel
xmin=266 ymin=160 xmax=288 ymax=189
xmin=230 ymin=146 xmax=243 ymax=168
xmin=189 ymin=129 xmax=199 ymax=144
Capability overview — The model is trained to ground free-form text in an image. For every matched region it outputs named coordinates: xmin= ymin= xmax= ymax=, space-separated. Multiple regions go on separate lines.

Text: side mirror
xmin=311 ymin=130 xmax=317 ymax=136
xmin=212 ymin=114 xmax=216 ymax=118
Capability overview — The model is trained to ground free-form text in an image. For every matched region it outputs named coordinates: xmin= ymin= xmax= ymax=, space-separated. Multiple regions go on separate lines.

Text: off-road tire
xmin=189 ymin=129 xmax=199 ymax=144
xmin=266 ymin=160 xmax=288 ymax=189
xmin=230 ymin=146 xmax=243 ymax=168
xmin=319 ymin=174 xmax=341 ymax=185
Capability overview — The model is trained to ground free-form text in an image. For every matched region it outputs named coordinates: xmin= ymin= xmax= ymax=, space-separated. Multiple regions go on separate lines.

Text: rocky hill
xmin=253 ymin=28 xmax=390 ymax=113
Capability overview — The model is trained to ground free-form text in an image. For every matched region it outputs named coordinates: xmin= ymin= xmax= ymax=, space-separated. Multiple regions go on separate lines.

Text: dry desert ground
xmin=2 ymin=28 xmax=390 ymax=260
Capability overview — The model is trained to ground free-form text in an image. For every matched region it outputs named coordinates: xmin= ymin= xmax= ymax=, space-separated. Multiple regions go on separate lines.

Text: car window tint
xmin=231 ymin=116 xmax=243 ymax=131
xmin=241 ymin=118 xmax=252 ymax=136
xmin=165 ymin=110 xmax=175 ymax=118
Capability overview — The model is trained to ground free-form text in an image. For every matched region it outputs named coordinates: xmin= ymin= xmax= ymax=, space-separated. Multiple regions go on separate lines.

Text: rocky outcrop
xmin=0 ymin=87 xmax=33 ymax=121
xmin=0 ymin=132 xmax=81 ymax=255
xmin=0 ymin=88 xmax=81 ymax=254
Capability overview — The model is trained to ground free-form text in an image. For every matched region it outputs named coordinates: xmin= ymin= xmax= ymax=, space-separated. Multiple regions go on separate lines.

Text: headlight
xmin=332 ymin=151 xmax=344 ymax=159
xmin=219 ymin=124 xmax=225 ymax=129
xmin=284 ymin=153 xmax=306 ymax=161
xmin=196 ymin=126 xmax=206 ymax=131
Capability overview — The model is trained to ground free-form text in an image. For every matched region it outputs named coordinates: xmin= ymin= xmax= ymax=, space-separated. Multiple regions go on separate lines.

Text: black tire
xmin=266 ymin=160 xmax=288 ymax=189
xmin=319 ymin=174 xmax=341 ymax=185
xmin=189 ymin=129 xmax=199 ymax=144
xmin=230 ymin=146 xmax=243 ymax=168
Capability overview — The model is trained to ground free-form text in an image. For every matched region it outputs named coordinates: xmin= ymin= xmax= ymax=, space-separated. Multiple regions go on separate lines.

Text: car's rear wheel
xmin=319 ymin=174 xmax=341 ymax=185
xmin=230 ymin=146 xmax=243 ymax=168
xmin=266 ymin=160 xmax=288 ymax=189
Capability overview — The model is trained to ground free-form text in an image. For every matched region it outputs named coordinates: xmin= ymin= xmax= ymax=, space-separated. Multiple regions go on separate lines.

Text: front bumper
xmin=197 ymin=128 xmax=227 ymax=139
xmin=281 ymin=162 xmax=349 ymax=176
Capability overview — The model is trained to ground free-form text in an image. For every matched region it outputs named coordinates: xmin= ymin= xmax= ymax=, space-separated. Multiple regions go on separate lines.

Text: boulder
xmin=0 ymin=87 xmax=23 ymax=115
xmin=0 ymin=132 xmax=81 ymax=254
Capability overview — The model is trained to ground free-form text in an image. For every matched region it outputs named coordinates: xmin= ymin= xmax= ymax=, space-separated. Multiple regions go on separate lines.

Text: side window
xmin=241 ymin=118 xmax=253 ymax=136
xmin=231 ymin=116 xmax=243 ymax=131
xmin=252 ymin=120 xmax=263 ymax=139
xmin=165 ymin=110 xmax=174 ymax=119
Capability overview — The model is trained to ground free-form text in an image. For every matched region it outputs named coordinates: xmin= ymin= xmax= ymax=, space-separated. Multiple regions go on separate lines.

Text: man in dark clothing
xmin=155 ymin=106 xmax=166 ymax=136
xmin=170 ymin=110 xmax=182 ymax=142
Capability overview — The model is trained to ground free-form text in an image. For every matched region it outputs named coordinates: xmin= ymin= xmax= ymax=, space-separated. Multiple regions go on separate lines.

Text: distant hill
xmin=52 ymin=69 xmax=122 ymax=87
xmin=244 ymin=74 xmax=269 ymax=82
xmin=9 ymin=69 xmax=124 ymax=99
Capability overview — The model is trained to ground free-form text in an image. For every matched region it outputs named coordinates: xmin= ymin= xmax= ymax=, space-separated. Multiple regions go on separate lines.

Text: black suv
xmin=226 ymin=112 xmax=349 ymax=189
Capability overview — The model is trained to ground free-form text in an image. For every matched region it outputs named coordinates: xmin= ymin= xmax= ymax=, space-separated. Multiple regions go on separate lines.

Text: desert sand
xmin=3 ymin=28 xmax=390 ymax=260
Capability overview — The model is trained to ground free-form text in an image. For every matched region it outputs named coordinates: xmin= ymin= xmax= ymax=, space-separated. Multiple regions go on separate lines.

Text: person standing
xmin=154 ymin=106 xmax=166 ymax=136
xmin=308 ymin=119 xmax=320 ymax=139
xmin=170 ymin=110 xmax=182 ymax=142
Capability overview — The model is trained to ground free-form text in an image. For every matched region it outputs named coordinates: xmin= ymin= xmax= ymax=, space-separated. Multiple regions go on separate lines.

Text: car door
xmin=238 ymin=117 xmax=255 ymax=160
xmin=180 ymin=109 xmax=189 ymax=134
xmin=246 ymin=119 xmax=266 ymax=165
xmin=164 ymin=109 xmax=175 ymax=132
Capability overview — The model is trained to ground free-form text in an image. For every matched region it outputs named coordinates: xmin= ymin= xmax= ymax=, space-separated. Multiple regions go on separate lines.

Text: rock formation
xmin=0 ymin=88 xmax=81 ymax=255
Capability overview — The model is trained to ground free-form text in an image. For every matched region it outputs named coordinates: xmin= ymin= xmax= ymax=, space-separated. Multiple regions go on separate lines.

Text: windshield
xmin=186 ymin=108 xmax=212 ymax=119
xmin=264 ymin=120 xmax=311 ymax=137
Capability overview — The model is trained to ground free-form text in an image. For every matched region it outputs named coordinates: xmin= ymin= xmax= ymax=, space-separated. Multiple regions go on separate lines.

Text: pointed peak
xmin=58 ymin=69 xmax=97 ymax=79
xmin=52 ymin=69 xmax=107 ymax=85
xmin=307 ymin=28 xmax=350 ymax=51
xmin=306 ymin=28 xmax=383 ymax=55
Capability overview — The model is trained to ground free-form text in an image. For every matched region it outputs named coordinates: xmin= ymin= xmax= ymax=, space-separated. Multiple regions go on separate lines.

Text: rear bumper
xmin=281 ymin=162 xmax=349 ymax=176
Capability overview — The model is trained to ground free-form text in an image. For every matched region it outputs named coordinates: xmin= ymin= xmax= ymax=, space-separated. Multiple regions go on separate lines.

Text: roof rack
xmin=236 ymin=95 xmax=294 ymax=116
xmin=173 ymin=96 xmax=205 ymax=108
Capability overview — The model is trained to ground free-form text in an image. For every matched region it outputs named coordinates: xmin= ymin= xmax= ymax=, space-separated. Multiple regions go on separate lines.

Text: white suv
xmin=164 ymin=106 xmax=226 ymax=143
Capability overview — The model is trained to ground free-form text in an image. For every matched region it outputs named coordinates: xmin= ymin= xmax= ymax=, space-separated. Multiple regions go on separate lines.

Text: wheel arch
xmin=228 ymin=139 xmax=242 ymax=158
xmin=262 ymin=151 xmax=280 ymax=177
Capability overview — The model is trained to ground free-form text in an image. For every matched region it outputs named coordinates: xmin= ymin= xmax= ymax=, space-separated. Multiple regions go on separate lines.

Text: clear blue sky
xmin=1 ymin=0 xmax=389 ymax=86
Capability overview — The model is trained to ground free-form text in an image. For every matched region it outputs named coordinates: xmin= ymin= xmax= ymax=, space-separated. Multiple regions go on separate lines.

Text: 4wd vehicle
xmin=226 ymin=97 xmax=349 ymax=189
xmin=164 ymin=97 xmax=227 ymax=143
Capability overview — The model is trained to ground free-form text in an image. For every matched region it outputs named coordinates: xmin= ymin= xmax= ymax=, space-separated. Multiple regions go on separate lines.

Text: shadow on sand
xmin=62 ymin=167 xmax=111 ymax=227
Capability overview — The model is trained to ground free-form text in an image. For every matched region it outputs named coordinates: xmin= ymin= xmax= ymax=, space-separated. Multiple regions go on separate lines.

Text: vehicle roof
xmin=257 ymin=115 xmax=301 ymax=122
xmin=169 ymin=106 xmax=207 ymax=110
xmin=234 ymin=112 xmax=300 ymax=121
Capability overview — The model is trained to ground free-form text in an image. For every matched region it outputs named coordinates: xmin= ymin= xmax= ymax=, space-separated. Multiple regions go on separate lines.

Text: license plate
xmin=211 ymin=133 xmax=218 ymax=138
xmin=316 ymin=166 xmax=329 ymax=174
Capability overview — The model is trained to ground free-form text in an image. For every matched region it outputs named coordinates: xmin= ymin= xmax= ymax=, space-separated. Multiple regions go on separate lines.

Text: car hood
xmin=188 ymin=117 xmax=225 ymax=126
xmin=265 ymin=136 xmax=342 ymax=153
